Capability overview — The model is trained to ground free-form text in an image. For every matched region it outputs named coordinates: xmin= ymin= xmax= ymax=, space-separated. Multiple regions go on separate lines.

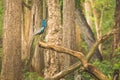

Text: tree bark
xmin=44 ymin=0 xmax=62 ymax=79
xmin=1 ymin=0 xmax=23 ymax=80
xmin=31 ymin=0 xmax=44 ymax=76
xmin=75 ymin=23 xmax=81 ymax=51
xmin=22 ymin=0 xmax=32 ymax=61
xmin=63 ymin=0 xmax=77 ymax=79
xmin=113 ymin=0 xmax=120 ymax=51
xmin=75 ymin=9 xmax=103 ymax=61
xmin=84 ymin=0 xmax=93 ymax=28
xmin=63 ymin=0 xmax=77 ymax=68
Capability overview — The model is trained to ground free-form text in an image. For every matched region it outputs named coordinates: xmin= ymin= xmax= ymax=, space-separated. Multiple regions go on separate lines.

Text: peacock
xmin=34 ymin=19 xmax=47 ymax=35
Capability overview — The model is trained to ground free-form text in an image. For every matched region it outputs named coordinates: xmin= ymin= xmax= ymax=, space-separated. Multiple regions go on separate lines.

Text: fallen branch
xmin=39 ymin=29 xmax=116 ymax=80
xmin=39 ymin=41 xmax=88 ymax=68
xmin=48 ymin=62 xmax=82 ymax=80
xmin=38 ymin=42 xmax=108 ymax=80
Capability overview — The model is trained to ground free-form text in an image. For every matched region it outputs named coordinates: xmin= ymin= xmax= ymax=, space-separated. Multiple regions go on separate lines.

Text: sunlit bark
xmin=44 ymin=0 xmax=62 ymax=79
xmin=84 ymin=0 xmax=93 ymax=28
xmin=1 ymin=0 xmax=22 ymax=79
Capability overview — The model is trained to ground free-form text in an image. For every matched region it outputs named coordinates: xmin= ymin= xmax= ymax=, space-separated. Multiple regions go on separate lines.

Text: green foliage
xmin=75 ymin=0 xmax=80 ymax=9
xmin=0 ymin=48 xmax=2 ymax=57
xmin=94 ymin=0 xmax=115 ymax=35
xmin=95 ymin=0 xmax=114 ymax=10
xmin=0 ymin=48 xmax=2 ymax=72
xmin=24 ymin=72 xmax=43 ymax=80
xmin=75 ymin=0 xmax=85 ymax=10
xmin=0 ymin=0 xmax=3 ymax=37
xmin=93 ymin=60 xmax=113 ymax=75
xmin=81 ymin=59 xmax=120 ymax=80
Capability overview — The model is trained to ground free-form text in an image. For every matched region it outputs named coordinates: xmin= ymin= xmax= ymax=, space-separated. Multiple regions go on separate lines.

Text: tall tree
xmin=44 ymin=0 xmax=62 ymax=79
xmin=63 ymin=0 xmax=76 ymax=67
xmin=113 ymin=0 xmax=120 ymax=51
xmin=1 ymin=0 xmax=22 ymax=80
xmin=63 ymin=0 xmax=78 ymax=79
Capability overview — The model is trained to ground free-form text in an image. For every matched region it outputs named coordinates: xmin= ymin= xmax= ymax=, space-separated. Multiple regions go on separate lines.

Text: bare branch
xmin=38 ymin=42 xmax=108 ymax=80
xmin=38 ymin=42 xmax=88 ymax=67
xmin=38 ymin=29 xmax=117 ymax=80
xmin=87 ymin=30 xmax=117 ymax=61
xmin=45 ymin=62 xmax=81 ymax=80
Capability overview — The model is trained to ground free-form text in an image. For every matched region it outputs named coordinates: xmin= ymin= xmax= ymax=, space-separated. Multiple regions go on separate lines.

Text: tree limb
xmin=39 ymin=29 xmax=117 ymax=80
xmin=45 ymin=62 xmax=82 ymax=80
xmin=38 ymin=41 xmax=88 ymax=68
xmin=86 ymin=29 xmax=117 ymax=61
xmin=45 ymin=29 xmax=117 ymax=80
xmin=38 ymin=42 xmax=108 ymax=80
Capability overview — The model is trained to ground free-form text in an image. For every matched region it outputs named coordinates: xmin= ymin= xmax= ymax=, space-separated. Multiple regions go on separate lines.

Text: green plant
xmin=24 ymin=72 xmax=43 ymax=80
xmin=0 ymin=0 xmax=3 ymax=37
xmin=81 ymin=59 xmax=120 ymax=80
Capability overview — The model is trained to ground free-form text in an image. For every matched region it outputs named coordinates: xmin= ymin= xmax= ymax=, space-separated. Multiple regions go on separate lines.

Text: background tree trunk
xmin=75 ymin=9 xmax=103 ymax=61
xmin=113 ymin=0 xmax=120 ymax=51
xmin=75 ymin=23 xmax=81 ymax=51
xmin=31 ymin=0 xmax=44 ymax=77
xmin=1 ymin=0 xmax=22 ymax=79
xmin=44 ymin=0 xmax=62 ymax=79
xmin=22 ymin=0 xmax=32 ymax=61
xmin=63 ymin=0 xmax=77 ymax=79
xmin=63 ymin=0 xmax=76 ymax=68
xmin=84 ymin=0 xmax=93 ymax=28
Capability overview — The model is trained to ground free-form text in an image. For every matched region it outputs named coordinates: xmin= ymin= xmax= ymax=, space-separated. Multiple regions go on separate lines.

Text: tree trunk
xmin=22 ymin=0 xmax=32 ymax=61
xmin=31 ymin=0 xmax=44 ymax=76
xmin=1 ymin=0 xmax=22 ymax=80
xmin=63 ymin=0 xmax=77 ymax=79
xmin=113 ymin=0 xmax=120 ymax=50
xmin=44 ymin=0 xmax=62 ymax=79
xmin=84 ymin=0 xmax=93 ymax=28
xmin=75 ymin=23 xmax=81 ymax=51
xmin=63 ymin=0 xmax=76 ymax=67
xmin=75 ymin=9 xmax=103 ymax=61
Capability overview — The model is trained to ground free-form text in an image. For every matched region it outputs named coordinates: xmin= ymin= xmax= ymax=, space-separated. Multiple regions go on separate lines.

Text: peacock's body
xmin=34 ymin=19 xmax=47 ymax=35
